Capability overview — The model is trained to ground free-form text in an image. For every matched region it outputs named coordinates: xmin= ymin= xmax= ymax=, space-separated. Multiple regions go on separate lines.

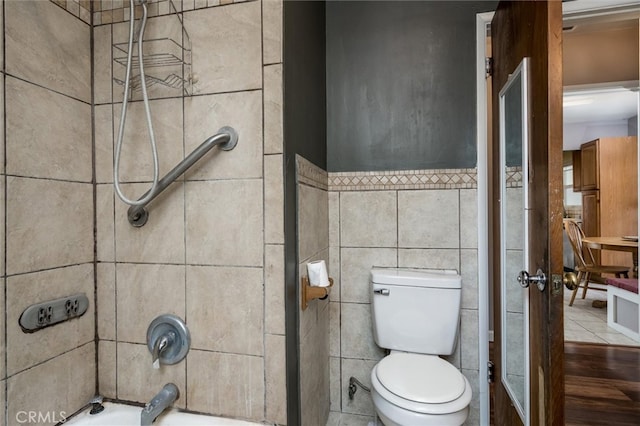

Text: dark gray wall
xmin=326 ymin=1 xmax=496 ymax=172
xmin=283 ymin=2 xmax=326 ymax=425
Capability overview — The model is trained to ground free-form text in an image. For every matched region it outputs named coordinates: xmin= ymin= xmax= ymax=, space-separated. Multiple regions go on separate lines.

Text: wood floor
xmin=565 ymin=342 xmax=640 ymax=425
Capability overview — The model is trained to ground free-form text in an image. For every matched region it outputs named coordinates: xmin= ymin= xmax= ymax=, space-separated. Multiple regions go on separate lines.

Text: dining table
xmin=582 ymin=236 xmax=639 ymax=278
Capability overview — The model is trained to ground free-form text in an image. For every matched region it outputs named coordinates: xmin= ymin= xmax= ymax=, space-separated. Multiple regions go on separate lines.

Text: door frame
xmin=475 ymin=2 xmax=640 ymax=424
xmin=475 ymin=11 xmax=493 ymax=426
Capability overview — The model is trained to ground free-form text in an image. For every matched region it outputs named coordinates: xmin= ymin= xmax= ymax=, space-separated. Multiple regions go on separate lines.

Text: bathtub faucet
xmin=151 ymin=331 xmax=175 ymax=369
xmin=140 ymin=383 xmax=179 ymax=426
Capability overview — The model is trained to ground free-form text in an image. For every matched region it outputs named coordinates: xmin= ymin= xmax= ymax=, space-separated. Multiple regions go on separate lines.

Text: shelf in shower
xmin=114 ymin=73 xmax=188 ymax=93
xmin=113 ymin=38 xmax=191 ymax=69
xmin=112 ymin=0 xmax=193 ymax=96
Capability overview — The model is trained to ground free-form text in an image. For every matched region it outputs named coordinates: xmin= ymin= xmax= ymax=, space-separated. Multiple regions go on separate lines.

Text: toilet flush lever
xmin=373 ymin=288 xmax=390 ymax=296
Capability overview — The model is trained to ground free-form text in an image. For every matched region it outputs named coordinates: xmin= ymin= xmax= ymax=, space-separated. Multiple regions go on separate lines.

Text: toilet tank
xmin=371 ymin=268 xmax=462 ymax=355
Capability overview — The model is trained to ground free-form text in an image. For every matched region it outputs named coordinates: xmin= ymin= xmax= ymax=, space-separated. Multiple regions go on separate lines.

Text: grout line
xmin=2 ymin=0 xmax=7 ymax=422
xmin=90 ymin=0 xmax=101 ymax=398
xmin=181 ymin=13 xmax=189 ymax=407
xmin=109 ymin=17 xmax=119 ymax=401
xmin=260 ymin=0 xmax=267 ymax=418
xmin=4 ymin=73 xmax=91 ymax=107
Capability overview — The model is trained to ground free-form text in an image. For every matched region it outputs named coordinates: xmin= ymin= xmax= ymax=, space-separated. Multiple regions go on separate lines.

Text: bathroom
xmin=0 ymin=1 xmax=494 ymax=425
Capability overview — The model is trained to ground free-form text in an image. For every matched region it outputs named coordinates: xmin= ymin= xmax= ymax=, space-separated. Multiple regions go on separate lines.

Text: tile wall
xmin=1 ymin=1 xmax=95 ymax=425
xmin=328 ymin=169 xmax=482 ymax=425
xmin=0 ymin=2 xmax=485 ymax=426
xmin=93 ymin=0 xmax=285 ymax=423
xmin=296 ymin=156 xmax=331 ymax=426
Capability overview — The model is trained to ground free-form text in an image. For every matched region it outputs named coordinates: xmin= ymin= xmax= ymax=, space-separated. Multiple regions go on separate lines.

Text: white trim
xmin=607 ymin=285 xmax=640 ymax=342
xmin=475 ymin=11 xmax=493 ymax=426
xmin=498 ymin=57 xmax=531 ymax=425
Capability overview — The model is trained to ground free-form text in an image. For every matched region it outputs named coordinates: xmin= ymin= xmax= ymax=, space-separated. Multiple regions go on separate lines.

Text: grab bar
xmin=127 ymin=126 xmax=239 ymax=227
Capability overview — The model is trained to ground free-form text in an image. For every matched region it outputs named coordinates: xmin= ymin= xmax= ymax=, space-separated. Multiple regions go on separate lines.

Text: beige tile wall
xmin=328 ymin=171 xmax=482 ymax=425
xmin=296 ymin=156 xmax=331 ymax=426
xmin=94 ymin=0 xmax=285 ymax=423
xmin=2 ymin=2 xmax=95 ymax=425
xmin=92 ymin=0 xmax=253 ymax=26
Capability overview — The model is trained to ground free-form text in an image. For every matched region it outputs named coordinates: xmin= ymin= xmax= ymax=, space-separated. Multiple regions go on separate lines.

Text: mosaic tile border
xmin=506 ymin=166 xmax=523 ymax=188
xmin=296 ymin=155 xmax=328 ymax=191
xmin=328 ymin=168 xmax=478 ymax=191
xmin=92 ymin=0 xmax=252 ymax=25
xmin=51 ymin=0 xmax=92 ymax=24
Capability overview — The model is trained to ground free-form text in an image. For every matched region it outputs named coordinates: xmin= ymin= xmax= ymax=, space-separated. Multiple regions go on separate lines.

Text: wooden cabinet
xmin=581 ymin=190 xmax=600 ymax=237
xmin=580 ymin=141 xmax=598 ymax=190
xmin=580 ymin=137 xmax=638 ymax=268
xmin=572 ymin=150 xmax=582 ymax=191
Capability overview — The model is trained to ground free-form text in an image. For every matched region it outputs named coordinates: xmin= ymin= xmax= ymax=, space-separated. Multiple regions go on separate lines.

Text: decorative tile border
xmin=505 ymin=166 xmax=523 ymax=188
xmin=296 ymin=155 xmax=328 ymax=191
xmin=51 ymin=0 xmax=92 ymax=24
xmin=295 ymin=158 xmax=482 ymax=192
xmin=328 ymin=168 xmax=477 ymax=191
xmin=92 ymin=0 xmax=252 ymax=25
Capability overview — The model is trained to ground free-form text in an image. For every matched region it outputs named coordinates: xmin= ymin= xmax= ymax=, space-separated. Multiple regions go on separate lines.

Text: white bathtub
xmin=65 ymin=402 xmax=264 ymax=426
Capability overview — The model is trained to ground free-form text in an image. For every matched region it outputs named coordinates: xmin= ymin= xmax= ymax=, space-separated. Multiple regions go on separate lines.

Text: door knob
xmin=563 ymin=272 xmax=578 ymax=290
xmin=517 ymin=269 xmax=547 ymax=291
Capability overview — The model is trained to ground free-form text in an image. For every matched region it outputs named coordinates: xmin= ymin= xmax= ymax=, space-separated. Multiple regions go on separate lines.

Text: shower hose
xmin=114 ymin=0 xmax=160 ymax=206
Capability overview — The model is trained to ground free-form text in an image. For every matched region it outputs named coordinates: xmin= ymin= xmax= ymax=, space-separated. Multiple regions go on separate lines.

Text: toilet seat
xmin=377 ymin=353 xmax=465 ymax=404
xmin=371 ymin=353 xmax=472 ymax=415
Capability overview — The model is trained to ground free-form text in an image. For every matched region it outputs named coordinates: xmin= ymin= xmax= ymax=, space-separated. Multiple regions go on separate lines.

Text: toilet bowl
xmin=369 ymin=268 xmax=471 ymax=426
xmin=370 ymin=352 xmax=471 ymax=426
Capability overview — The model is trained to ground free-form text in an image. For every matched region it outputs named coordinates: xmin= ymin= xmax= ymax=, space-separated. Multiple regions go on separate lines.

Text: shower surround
xmin=0 ymin=0 xmax=285 ymax=424
xmin=1 ymin=1 xmax=487 ymax=425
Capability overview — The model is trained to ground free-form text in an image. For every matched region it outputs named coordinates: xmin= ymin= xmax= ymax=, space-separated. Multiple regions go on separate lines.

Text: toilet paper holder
xmin=301 ymin=276 xmax=334 ymax=310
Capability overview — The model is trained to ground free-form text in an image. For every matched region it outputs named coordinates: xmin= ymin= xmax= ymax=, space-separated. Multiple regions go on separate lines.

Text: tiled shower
xmin=0 ymin=1 xmax=485 ymax=425
xmin=1 ymin=0 xmax=286 ymax=424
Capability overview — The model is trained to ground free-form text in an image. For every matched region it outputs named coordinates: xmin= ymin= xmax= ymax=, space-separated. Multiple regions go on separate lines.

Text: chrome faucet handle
xmin=151 ymin=332 xmax=174 ymax=369
xmin=147 ymin=314 xmax=191 ymax=368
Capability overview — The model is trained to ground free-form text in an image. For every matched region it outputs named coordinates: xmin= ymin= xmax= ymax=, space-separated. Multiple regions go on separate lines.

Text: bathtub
xmin=65 ymin=402 xmax=264 ymax=426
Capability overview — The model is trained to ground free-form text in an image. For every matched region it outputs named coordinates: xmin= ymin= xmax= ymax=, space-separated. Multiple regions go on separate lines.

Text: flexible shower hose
xmin=114 ymin=0 xmax=160 ymax=206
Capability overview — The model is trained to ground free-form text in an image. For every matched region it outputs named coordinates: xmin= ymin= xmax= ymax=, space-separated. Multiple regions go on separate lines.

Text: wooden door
xmin=491 ymin=1 xmax=564 ymax=425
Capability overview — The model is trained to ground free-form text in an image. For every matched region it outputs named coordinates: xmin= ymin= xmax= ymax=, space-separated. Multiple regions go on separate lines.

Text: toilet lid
xmin=376 ymin=353 xmax=466 ymax=404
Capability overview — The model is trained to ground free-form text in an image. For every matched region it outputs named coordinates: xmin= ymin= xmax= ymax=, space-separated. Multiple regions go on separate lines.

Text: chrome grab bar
xmin=127 ymin=126 xmax=238 ymax=227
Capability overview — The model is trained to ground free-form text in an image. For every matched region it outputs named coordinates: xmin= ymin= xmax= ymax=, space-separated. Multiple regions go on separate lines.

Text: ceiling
xmin=563 ymin=87 xmax=638 ymax=124
xmin=562 ymin=9 xmax=639 ymax=127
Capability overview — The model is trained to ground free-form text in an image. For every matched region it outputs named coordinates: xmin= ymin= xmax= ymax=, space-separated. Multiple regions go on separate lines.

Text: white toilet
xmin=370 ymin=268 xmax=472 ymax=426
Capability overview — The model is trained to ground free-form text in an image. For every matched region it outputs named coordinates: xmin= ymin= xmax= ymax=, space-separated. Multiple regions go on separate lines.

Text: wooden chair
xmin=563 ymin=219 xmax=629 ymax=306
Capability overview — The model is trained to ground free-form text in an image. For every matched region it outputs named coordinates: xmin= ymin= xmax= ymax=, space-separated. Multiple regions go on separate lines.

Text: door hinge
xmin=488 ymin=361 xmax=495 ymax=383
xmin=485 ymin=57 xmax=493 ymax=77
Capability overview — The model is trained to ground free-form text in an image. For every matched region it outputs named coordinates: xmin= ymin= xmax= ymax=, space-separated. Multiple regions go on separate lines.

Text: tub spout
xmin=140 ymin=383 xmax=179 ymax=426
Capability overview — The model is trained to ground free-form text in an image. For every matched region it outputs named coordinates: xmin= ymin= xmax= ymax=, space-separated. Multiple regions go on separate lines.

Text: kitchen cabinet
xmin=572 ymin=150 xmax=582 ymax=191
xmin=580 ymin=136 xmax=638 ymax=268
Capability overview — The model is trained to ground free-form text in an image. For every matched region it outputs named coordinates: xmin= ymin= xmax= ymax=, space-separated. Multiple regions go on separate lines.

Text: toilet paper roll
xmin=307 ymin=260 xmax=330 ymax=287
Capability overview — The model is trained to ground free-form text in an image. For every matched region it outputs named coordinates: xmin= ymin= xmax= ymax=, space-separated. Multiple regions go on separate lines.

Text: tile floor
xmin=564 ymin=284 xmax=640 ymax=347
xmin=326 ymin=412 xmax=375 ymax=426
